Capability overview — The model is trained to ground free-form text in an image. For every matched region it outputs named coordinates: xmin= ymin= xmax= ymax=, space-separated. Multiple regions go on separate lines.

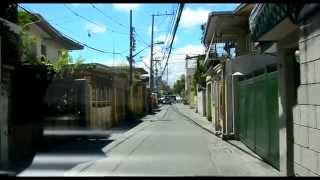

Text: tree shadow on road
xmin=16 ymin=116 xmax=147 ymax=176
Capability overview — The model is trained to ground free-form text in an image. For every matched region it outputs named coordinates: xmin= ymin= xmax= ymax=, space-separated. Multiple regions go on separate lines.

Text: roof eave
xmin=34 ymin=13 xmax=84 ymax=50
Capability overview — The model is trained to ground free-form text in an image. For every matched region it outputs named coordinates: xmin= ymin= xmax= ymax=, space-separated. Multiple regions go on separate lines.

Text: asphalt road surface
xmin=62 ymin=104 xmax=280 ymax=176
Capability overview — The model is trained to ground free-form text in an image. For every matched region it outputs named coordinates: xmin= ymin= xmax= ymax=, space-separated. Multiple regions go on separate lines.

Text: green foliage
xmin=53 ymin=50 xmax=87 ymax=79
xmin=173 ymin=74 xmax=185 ymax=97
xmin=52 ymin=49 xmax=73 ymax=73
xmin=18 ymin=11 xmax=37 ymax=63
xmin=17 ymin=11 xmax=37 ymax=29
xmin=192 ymin=54 xmax=207 ymax=95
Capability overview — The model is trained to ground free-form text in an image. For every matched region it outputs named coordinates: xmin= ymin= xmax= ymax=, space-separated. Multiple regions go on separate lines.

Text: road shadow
xmin=16 ymin=117 xmax=145 ymax=176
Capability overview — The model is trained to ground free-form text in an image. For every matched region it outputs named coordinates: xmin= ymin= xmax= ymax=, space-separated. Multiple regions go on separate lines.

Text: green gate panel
xmin=254 ymin=75 xmax=270 ymax=160
xmin=266 ymin=72 xmax=280 ymax=169
xmin=238 ymin=71 xmax=279 ymax=170
xmin=246 ymin=82 xmax=256 ymax=150
xmin=238 ymin=85 xmax=247 ymax=141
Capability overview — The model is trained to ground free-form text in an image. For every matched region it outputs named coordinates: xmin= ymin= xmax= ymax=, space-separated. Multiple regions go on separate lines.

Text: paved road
xmin=17 ymin=118 xmax=142 ymax=176
xmin=64 ymin=104 xmax=280 ymax=176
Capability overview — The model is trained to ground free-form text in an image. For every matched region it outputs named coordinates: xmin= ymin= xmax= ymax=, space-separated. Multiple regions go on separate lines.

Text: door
xmin=238 ymin=71 xmax=279 ymax=169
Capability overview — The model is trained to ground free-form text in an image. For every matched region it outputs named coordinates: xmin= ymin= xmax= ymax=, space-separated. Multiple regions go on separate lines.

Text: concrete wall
xmin=128 ymin=82 xmax=147 ymax=117
xmin=197 ymin=89 xmax=206 ymax=116
xmin=293 ymin=11 xmax=320 ymax=176
xmin=112 ymin=75 xmax=128 ymax=125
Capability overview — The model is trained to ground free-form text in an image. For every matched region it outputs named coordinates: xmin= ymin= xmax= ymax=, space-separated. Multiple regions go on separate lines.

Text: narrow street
xmin=56 ymin=104 xmax=280 ymax=176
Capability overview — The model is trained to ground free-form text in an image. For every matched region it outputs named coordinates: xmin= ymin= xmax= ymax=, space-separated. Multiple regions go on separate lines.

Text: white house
xmin=26 ymin=13 xmax=83 ymax=63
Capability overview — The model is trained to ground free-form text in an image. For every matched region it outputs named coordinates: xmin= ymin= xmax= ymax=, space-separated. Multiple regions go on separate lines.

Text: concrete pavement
xmin=65 ymin=104 xmax=280 ymax=176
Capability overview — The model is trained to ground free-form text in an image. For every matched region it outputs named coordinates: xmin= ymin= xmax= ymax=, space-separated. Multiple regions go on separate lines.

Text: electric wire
xmin=18 ymin=4 xmax=124 ymax=55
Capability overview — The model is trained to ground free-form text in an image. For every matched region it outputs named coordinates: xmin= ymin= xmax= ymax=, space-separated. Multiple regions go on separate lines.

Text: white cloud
xmin=113 ymin=3 xmax=142 ymax=11
xmin=180 ymin=7 xmax=210 ymax=28
xmin=135 ymin=44 xmax=205 ymax=87
xmin=85 ymin=22 xmax=106 ymax=34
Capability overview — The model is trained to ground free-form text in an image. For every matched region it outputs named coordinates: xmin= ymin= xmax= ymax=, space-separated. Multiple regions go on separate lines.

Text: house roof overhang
xmin=33 ymin=13 xmax=84 ymax=50
xmin=0 ymin=17 xmax=21 ymax=34
xmin=203 ymin=12 xmax=249 ymax=45
xmin=202 ymin=4 xmax=254 ymax=46
xmin=249 ymin=4 xmax=299 ymax=42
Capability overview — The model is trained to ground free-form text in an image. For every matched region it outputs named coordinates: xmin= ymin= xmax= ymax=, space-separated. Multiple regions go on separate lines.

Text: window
xmin=41 ymin=44 xmax=47 ymax=57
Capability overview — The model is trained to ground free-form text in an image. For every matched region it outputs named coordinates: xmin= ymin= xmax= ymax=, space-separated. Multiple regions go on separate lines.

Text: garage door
xmin=238 ymin=71 xmax=279 ymax=170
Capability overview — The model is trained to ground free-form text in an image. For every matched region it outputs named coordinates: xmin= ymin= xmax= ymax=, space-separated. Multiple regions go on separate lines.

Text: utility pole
xmin=154 ymin=59 xmax=161 ymax=94
xmin=167 ymin=63 xmax=168 ymax=86
xmin=150 ymin=12 xmax=174 ymax=93
xmin=150 ymin=14 xmax=154 ymax=92
xmin=129 ymin=10 xmax=133 ymax=85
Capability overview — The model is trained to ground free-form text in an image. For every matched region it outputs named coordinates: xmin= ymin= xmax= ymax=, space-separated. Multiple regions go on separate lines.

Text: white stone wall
xmin=293 ymin=13 xmax=320 ymax=176
xmin=197 ymin=90 xmax=205 ymax=116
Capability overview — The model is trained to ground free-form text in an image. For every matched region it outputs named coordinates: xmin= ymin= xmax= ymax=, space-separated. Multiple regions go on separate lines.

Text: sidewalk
xmin=174 ymin=103 xmax=278 ymax=171
xmin=174 ymin=104 xmax=216 ymax=134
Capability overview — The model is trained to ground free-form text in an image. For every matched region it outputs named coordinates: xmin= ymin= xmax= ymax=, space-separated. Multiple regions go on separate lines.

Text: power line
xmin=18 ymin=4 xmax=123 ymax=55
xmin=90 ymin=4 xmax=128 ymax=30
xmin=158 ymin=4 xmax=178 ymax=67
xmin=64 ymin=4 xmax=128 ymax=36
xmin=160 ymin=3 xmax=184 ymax=78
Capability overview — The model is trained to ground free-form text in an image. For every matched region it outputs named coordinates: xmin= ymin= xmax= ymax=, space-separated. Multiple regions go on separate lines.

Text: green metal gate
xmin=238 ymin=71 xmax=279 ymax=169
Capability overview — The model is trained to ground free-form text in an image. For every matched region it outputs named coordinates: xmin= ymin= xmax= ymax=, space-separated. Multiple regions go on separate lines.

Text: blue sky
xmin=20 ymin=3 xmax=239 ymax=86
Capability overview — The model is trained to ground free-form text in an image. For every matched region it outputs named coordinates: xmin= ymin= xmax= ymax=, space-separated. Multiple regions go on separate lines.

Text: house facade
xmin=26 ymin=13 xmax=83 ymax=63
xmin=201 ymin=3 xmax=286 ymax=172
xmin=249 ymin=3 xmax=320 ymax=176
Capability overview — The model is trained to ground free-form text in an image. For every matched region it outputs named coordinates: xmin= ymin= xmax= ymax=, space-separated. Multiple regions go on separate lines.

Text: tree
xmin=173 ymin=74 xmax=185 ymax=97
xmin=192 ymin=54 xmax=206 ymax=95
xmin=18 ymin=11 xmax=40 ymax=64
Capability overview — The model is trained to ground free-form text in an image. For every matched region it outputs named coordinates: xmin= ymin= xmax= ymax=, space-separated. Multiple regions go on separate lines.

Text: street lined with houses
xmin=1 ymin=3 xmax=320 ymax=177
xmin=63 ymin=104 xmax=279 ymax=176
